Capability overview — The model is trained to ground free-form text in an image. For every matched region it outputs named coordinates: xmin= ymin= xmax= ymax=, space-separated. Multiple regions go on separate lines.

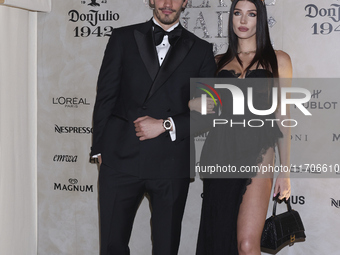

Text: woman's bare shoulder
xmin=275 ymin=50 xmax=291 ymax=66
xmin=275 ymin=50 xmax=292 ymax=78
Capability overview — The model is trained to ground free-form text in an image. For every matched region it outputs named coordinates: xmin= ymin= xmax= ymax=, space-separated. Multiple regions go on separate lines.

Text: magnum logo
xmin=54 ymin=178 xmax=94 ymax=192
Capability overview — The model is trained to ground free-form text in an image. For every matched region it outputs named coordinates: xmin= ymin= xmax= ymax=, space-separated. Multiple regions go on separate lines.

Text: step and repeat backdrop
xmin=37 ymin=0 xmax=340 ymax=254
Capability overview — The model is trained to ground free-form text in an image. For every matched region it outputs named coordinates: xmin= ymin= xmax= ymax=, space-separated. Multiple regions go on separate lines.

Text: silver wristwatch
xmin=163 ymin=119 xmax=172 ymax=131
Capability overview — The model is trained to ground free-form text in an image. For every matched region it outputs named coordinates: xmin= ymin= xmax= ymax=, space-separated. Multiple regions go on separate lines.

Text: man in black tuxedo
xmin=91 ymin=0 xmax=215 ymax=254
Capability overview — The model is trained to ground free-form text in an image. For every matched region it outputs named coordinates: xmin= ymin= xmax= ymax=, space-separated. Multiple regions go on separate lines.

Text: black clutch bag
xmin=261 ymin=196 xmax=306 ymax=252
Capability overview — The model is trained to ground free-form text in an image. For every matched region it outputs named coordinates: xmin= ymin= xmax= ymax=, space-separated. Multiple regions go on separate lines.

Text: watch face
xmin=164 ymin=120 xmax=172 ymax=130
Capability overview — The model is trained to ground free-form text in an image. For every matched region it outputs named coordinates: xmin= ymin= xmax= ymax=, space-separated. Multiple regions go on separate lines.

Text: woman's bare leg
xmin=237 ymin=148 xmax=274 ymax=255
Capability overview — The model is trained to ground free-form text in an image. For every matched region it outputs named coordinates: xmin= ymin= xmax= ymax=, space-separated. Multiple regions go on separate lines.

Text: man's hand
xmin=97 ymin=155 xmax=102 ymax=166
xmin=134 ymin=116 xmax=165 ymax=141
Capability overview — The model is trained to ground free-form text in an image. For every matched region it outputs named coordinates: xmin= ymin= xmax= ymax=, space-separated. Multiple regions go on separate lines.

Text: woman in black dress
xmin=189 ymin=0 xmax=292 ymax=254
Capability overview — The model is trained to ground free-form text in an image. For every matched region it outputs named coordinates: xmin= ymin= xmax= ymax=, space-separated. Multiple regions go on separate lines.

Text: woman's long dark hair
xmin=216 ymin=0 xmax=278 ymax=77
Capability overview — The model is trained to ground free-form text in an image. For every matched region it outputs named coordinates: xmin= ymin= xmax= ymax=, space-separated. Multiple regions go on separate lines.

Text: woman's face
xmin=233 ymin=0 xmax=257 ymax=40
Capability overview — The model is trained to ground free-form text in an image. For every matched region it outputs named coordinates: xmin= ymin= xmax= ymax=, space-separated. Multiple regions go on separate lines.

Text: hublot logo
xmin=300 ymin=101 xmax=337 ymax=110
xmin=294 ymin=89 xmax=337 ymax=110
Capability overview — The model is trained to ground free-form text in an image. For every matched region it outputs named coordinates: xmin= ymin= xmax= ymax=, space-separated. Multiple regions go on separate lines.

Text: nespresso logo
xmin=55 ymin=125 xmax=93 ymax=134
xmin=331 ymin=198 xmax=340 ymax=208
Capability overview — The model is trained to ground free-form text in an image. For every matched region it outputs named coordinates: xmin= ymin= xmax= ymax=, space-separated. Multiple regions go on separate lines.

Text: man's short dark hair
xmin=148 ymin=0 xmax=187 ymax=12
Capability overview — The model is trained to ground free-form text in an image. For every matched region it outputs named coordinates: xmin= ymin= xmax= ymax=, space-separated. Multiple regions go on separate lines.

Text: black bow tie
xmin=153 ymin=25 xmax=182 ymax=46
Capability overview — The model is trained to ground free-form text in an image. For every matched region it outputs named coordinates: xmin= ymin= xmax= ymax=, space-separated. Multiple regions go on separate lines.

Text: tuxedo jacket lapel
xmin=134 ymin=20 xmax=159 ymax=82
xmin=134 ymin=21 xmax=195 ymax=102
xmin=146 ymin=29 xmax=194 ymax=101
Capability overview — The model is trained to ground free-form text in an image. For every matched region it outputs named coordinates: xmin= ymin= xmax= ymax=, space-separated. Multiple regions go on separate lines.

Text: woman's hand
xmin=273 ymin=172 xmax=291 ymax=200
xmin=188 ymin=97 xmax=215 ymax=114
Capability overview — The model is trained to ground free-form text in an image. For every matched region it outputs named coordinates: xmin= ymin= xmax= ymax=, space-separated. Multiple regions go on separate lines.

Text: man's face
xmin=151 ymin=0 xmax=188 ymax=29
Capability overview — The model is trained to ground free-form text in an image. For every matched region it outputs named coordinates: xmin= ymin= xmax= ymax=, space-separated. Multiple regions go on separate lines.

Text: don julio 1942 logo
xmin=305 ymin=3 xmax=340 ymax=35
xmin=68 ymin=0 xmax=119 ymax=38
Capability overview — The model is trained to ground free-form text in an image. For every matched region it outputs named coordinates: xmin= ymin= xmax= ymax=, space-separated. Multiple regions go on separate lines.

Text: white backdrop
xmin=37 ymin=0 xmax=340 ymax=254
xmin=0 ymin=2 xmax=50 ymax=255
xmin=0 ymin=3 xmax=38 ymax=255
xmin=0 ymin=0 xmax=50 ymax=11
